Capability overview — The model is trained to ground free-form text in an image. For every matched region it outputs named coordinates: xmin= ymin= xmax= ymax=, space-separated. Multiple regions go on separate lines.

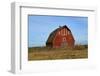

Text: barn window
xmin=61 ymin=30 xmax=63 ymax=35
xmin=68 ymin=31 xmax=70 ymax=35
xmin=65 ymin=30 xmax=67 ymax=35
xmin=61 ymin=29 xmax=66 ymax=36
xmin=63 ymin=37 xmax=66 ymax=41
xmin=64 ymin=29 xmax=66 ymax=35
xmin=58 ymin=31 xmax=60 ymax=35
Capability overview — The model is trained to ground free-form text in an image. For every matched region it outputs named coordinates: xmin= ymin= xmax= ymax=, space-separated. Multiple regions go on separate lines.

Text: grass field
xmin=28 ymin=45 xmax=88 ymax=61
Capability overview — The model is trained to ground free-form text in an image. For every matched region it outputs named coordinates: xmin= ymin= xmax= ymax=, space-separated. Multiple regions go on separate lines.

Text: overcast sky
xmin=28 ymin=15 xmax=88 ymax=47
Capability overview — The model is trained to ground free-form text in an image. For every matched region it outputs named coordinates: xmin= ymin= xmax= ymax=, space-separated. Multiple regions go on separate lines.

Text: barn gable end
xmin=46 ymin=25 xmax=75 ymax=48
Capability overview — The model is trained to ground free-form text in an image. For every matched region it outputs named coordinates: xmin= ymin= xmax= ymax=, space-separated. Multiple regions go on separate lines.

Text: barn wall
xmin=53 ymin=28 xmax=75 ymax=48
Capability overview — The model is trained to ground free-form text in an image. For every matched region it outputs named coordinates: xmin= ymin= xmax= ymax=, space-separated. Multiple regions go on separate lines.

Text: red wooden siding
xmin=46 ymin=25 xmax=75 ymax=48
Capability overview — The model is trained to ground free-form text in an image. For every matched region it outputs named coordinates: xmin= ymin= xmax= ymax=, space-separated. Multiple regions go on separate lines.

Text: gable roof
xmin=46 ymin=25 xmax=71 ymax=44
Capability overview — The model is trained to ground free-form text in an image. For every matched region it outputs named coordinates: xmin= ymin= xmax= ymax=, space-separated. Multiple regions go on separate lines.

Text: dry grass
xmin=28 ymin=45 xmax=88 ymax=61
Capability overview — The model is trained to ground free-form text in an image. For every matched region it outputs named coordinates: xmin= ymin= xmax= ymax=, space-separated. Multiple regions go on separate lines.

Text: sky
xmin=28 ymin=15 xmax=88 ymax=47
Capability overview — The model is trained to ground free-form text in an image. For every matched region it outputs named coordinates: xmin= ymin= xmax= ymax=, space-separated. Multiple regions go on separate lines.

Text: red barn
xmin=46 ymin=25 xmax=75 ymax=48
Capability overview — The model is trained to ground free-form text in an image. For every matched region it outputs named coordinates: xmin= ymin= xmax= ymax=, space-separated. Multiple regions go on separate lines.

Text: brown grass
xmin=28 ymin=45 xmax=88 ymax=61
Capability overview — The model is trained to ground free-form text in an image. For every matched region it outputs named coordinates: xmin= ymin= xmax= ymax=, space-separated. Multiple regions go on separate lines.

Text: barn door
xmin=61 ymin=37 xmax=67 ymax=47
